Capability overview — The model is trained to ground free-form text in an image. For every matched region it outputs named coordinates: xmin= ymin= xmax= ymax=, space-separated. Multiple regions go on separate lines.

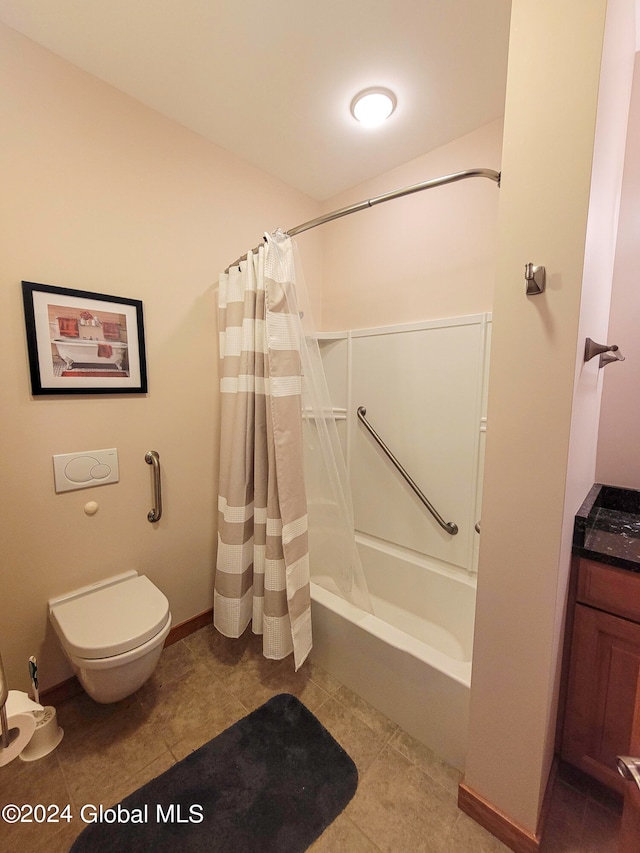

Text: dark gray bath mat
xmin=70 ymin=693 xmax=358 ymax=852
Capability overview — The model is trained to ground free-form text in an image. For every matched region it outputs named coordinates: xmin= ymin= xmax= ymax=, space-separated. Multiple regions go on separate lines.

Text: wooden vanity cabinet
xmin=561 ymin=558 xmax=640 ymax=795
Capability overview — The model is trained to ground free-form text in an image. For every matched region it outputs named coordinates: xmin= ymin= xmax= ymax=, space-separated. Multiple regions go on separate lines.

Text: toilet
xmin=48 ymin=570 xmax=171 ymax=704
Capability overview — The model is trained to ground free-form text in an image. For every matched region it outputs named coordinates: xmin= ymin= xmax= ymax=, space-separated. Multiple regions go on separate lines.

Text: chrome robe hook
xmin=584 ymin=338 xmax=625 ymax=368
xmin=525 ymin=263 xmax=546 ymax=295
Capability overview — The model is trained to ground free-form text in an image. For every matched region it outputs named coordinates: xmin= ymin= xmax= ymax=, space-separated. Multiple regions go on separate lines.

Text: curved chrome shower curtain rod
xmin=225 ymin=167 xmax=501 ymax=271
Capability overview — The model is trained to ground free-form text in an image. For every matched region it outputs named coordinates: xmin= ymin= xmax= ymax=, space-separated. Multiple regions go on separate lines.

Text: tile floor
xmin=0 ymin=624 xmax=623 ymax=852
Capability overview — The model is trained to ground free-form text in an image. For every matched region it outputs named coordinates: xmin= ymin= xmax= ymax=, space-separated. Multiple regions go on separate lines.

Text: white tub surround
xmin=309 ymin=315 xmax=490 ymax=769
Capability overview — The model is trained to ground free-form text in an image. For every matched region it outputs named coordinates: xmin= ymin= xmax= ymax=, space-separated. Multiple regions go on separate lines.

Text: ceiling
xmin=0 ymin=0 xmax=512 ymax=201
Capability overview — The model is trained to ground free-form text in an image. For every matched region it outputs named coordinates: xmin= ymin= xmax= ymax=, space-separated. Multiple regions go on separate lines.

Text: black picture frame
xmin=22 ymin=281 xmax=148 ymax=395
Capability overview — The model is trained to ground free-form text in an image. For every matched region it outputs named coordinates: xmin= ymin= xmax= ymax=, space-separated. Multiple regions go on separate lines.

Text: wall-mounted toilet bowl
xmin=48 ymin=570 xmax=171 ymax=704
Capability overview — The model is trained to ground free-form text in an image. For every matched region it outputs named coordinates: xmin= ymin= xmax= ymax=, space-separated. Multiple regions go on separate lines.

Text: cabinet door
xmin=561 ymin=603 xmax=640 ymax=794
xmin=619 ymin=671 xmax=640 ymax=852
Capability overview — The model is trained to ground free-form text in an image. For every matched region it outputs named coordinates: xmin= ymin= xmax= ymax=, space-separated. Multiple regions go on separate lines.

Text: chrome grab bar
xmin=356 ymin=407 xmax=458 ymax=536
xmin=145 ymin=450 xmax=162 ymax=523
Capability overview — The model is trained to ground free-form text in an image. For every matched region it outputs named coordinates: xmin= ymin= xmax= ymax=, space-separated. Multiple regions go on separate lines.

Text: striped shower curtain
xmin=214 ymin=231 xmax=312 ymax=669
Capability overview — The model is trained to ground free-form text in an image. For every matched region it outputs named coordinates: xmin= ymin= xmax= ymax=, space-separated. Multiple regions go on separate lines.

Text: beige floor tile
xmin=310 ymin=812 xmax=381 ymax=851
xmin=304 ymin=660 xmax=343 ymax=696
xmin=184 ymin=623 xmax=279 ymax=684
xmin=447 ymin=810 xmax=513 ymax=852
xmin=56 ymin=700 xmax=168 ymax=808
xmin=0 ymin=749 xmax=69 ymax=805
xmin=348 ymin=744 xmax=460 ymax=853
xmin=181 ymin=623 xmax=249 ymax=677
xmin=262 ymin=663 xmax=331 ymax=713
xmin=147 ymin=637 xmax=197 ymax=685
xmin=224 ymin=640 xmax=291 ymax=683
xmin=0 ymin=631 xmax=621 ymax=853
xmin=390 ymin=728 xmax=462 ymax=798
xmin=333 ymin=684 xmax=398 ymax=742
xmin=169 ymin=720 xmax=228 ymax=763
xmin=138 ymin=662 xmax=247 ymax=747
xmin=216 ymin=663 xmax=284 ymax=711
xmin=32 ymin=817 xmax=84 ymax=853
xmin=0 ymin=816 xmax=75 ymax=853
xmin=188 ymin=625 xmax=330 ymax=712
xmin=0 ymin=751 xmax=74 ymax=853
xmin=54 ymin=690 xmax=138 ymax=749
xmin=114 ymin=750 xmax=176 ymax=803
xmin=313 ymin=696 xmax=389 ymax=776
xmin=61 ymin=752 xmax=177 ymax=851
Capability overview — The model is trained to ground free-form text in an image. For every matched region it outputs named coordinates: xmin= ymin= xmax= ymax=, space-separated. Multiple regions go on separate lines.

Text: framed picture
xmin=22 ymin=281 xmax=148 ymax=395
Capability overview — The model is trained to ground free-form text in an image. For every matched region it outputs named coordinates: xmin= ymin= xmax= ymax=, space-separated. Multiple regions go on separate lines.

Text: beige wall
xmin=465 ymin=0 xmax=635 ymax=836
xmin=0 ymin=23 xmax=322 ymax=693
xmin=317 ymin=119 xmax=503 ymax=331
xmin=597 ymin=55 xmax=640 ymax=486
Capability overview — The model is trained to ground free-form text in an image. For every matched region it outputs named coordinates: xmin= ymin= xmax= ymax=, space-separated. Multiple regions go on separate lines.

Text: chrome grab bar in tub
xmin=145 ymin=450 xmax=162 ymax=523
xmin=356 ymin=407 xmax=458 ymax=536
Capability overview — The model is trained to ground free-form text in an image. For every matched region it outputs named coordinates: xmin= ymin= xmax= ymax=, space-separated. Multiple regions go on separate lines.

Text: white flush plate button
xmin=90 ymin=463 xmax=111 ymax=480
xmin=65 ymin=456 xmax=100 ymax=483
xmin=53 ymin=449 xmax=119 ymax=493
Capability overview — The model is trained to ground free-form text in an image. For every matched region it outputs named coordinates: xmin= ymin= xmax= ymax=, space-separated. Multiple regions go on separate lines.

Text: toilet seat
xmin=67 ymin=616 xmax=172 ymax=671
xmin=49 ymin=572 xmax=170 ymax=660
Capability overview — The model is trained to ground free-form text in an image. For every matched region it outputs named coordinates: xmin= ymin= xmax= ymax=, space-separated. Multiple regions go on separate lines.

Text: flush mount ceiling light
xmin=350 ymin=87 xmax=397 ymax=127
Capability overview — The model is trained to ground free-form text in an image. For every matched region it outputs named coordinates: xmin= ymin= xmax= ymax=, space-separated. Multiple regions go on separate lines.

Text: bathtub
xmin=310 ymin=532 xmax=476 ymax=770
xmin=54 ymin=339 xmax=128 ymax=370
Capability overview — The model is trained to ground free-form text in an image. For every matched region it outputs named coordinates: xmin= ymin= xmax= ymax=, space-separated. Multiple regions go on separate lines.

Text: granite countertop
xmin=573 ymin=483 xmax=640 ymax=573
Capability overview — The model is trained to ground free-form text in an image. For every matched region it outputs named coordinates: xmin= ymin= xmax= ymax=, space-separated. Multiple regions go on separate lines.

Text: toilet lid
xmin=50 ymin=575 xmax=170 ymax=659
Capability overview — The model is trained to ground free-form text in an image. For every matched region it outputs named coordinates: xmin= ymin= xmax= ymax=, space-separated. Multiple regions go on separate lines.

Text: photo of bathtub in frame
xmin=22 ymin=281 xmax=148 ymax=395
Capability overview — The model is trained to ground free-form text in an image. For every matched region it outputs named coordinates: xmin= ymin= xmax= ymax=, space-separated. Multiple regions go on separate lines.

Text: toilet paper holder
xmin=0 ymin=655 xmax=64 ymax=764
xmin=0 ymin=656 xmax=38 ymax=764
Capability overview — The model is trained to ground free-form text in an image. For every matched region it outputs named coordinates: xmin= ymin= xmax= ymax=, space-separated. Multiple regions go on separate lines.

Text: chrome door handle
xmin=618 ymin=756 xmax=640 ymax=791
xmin=145 ymin=450 xmax=162 ymax=523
